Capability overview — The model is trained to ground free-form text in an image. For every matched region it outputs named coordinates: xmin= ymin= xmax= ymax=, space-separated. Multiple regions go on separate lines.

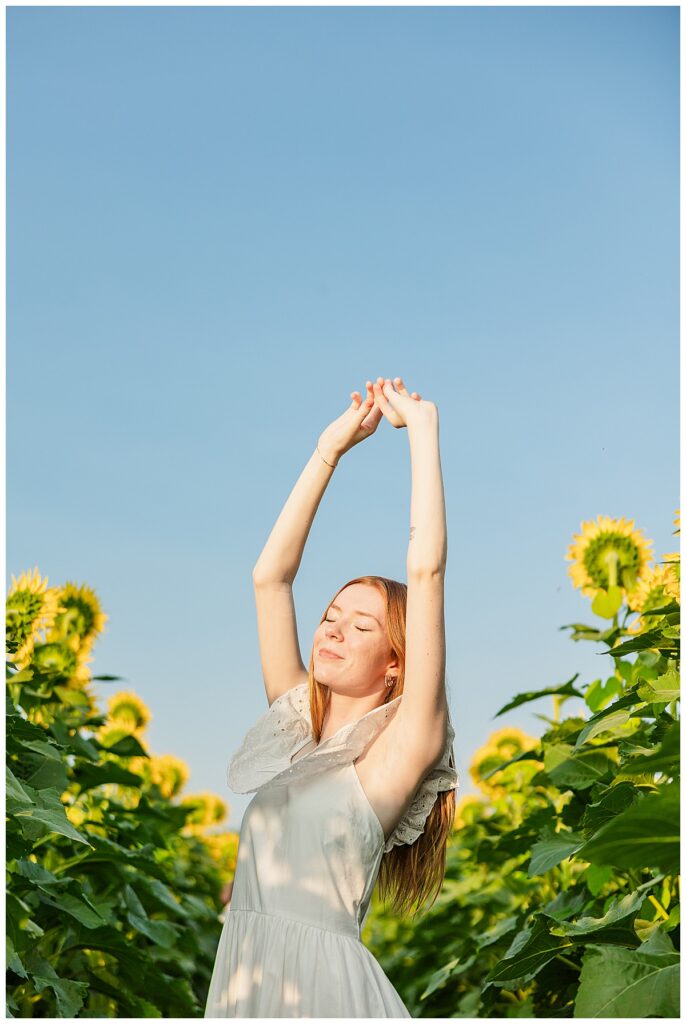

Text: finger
xmin=355 ymin=389 xmax=375 ymax=415
xmin=374 ymin=382 xmax=402 ymax=424
xmin=373 ymin=380 xmax=393 ymax=410
xmin=361 ymin=403 xmax=383 ymax=430
xmin=394 ymin=377 xmax=411 ymax=397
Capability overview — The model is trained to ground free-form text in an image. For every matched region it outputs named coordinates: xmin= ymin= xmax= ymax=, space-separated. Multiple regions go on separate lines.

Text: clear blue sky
xmin=8 ymin=6 xmax=679 ymax=829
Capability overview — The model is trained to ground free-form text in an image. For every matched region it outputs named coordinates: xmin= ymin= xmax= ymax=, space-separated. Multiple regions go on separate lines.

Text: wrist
xmin=407 ymin=407 xmax=439 ymax=438
xmin=316 ymin=443 xmax=340 ymax=469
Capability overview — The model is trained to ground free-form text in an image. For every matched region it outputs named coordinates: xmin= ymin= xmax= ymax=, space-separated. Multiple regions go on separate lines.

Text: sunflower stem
xmin=606 ymin=550 xmax=619 ymax=589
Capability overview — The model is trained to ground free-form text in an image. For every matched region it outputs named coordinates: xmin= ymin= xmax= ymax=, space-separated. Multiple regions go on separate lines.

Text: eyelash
xmin=324 ymin=617 xmax=370 ymax=632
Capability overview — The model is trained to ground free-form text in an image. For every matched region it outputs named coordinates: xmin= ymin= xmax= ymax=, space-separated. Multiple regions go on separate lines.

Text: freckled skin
xmin=312 ymin=584 xmax=398 ymax=725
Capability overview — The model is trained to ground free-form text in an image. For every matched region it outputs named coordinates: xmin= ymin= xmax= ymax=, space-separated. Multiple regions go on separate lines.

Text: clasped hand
xmin=318 ymin=376 xmax=438 ymax=464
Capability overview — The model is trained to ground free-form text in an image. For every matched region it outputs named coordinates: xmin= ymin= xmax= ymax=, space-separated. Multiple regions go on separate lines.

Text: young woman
xmin=204 ymin=376 xmax=458 ymax=1018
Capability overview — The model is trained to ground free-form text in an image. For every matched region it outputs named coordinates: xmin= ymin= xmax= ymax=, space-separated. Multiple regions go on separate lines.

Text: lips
xmin=319 ymin=647 xmax=343 ymax=659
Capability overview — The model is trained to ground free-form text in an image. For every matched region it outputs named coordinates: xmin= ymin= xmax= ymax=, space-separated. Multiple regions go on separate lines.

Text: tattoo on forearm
xmin=409 ymin=526 xmax=416 ymax=542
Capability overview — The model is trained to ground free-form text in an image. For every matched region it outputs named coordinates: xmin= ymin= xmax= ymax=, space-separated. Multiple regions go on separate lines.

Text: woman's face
xmin=312 ymin=583 xmax=396 ymax=695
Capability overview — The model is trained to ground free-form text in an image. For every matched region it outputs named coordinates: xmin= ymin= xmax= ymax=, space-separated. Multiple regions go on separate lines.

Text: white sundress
xmin=204 ymin=682 xmax=459 ymax=1018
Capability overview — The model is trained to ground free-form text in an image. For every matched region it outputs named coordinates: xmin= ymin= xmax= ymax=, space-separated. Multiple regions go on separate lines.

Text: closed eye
xmin=324 ymin=617 xmax=370 ymax=632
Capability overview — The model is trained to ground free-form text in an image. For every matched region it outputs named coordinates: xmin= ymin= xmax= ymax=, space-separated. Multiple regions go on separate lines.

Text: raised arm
xmin=373 ymin=377 xmax=449 ymax=765
xmin=252 ymin=384 xmax=383 ymax=704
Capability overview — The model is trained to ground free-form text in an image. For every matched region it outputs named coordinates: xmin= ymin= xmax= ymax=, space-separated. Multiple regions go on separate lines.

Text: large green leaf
xmin=574 ymin=929 xmax=679 ymax=1017
xmin=577 ymin=784 xmax=680 ymax=873
xmin=545 ymin=743 xmax=617 ymax=790
xmin=16 ymin=738 xmax=69 ymax=791
xmin=528 ymin=826 xmax=586 ymax=876
xmin=21 ymin=950 xmax=90 ymax=1018
xmin=14 ymin=805 xmax=92 ymax=847
xmin=484 ymin=917 xmax=573 ymax=986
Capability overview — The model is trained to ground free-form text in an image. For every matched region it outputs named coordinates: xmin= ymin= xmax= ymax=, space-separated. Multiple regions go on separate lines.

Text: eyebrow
xmin=329 ymin=603 xmax=381 ymax=626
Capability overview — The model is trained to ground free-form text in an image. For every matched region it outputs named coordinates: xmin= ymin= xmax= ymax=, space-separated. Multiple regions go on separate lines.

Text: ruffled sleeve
xmin=227 ymin=682 xmax=460 ymax=855
xmin=382 ymin=719 xmax=459 ymax=854
xmin=227 ymin=684 xmax=311 ymax=793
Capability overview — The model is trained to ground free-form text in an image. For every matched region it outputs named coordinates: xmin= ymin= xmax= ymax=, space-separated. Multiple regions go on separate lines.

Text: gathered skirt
xmin=204 ymin=906 xmax=412 ymax=1018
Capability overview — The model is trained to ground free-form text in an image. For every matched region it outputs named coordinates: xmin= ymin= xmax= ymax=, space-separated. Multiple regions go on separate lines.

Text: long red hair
xmin=306 ymin=575 xmax=456 ymax=918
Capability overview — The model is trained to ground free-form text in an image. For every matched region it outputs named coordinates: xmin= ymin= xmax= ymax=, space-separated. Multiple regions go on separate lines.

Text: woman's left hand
xmin=373 ymin=377 xmax=438 ymax=430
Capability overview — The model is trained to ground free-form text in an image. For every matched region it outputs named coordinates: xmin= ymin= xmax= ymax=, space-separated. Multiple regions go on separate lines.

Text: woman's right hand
xmin=317 ymin=381 xmax=383 ymax=465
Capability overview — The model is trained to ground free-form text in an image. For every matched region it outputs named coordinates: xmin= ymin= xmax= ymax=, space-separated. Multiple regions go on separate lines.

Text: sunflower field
xmin=364 ymin=511 xmax=680 ymax=1017
xmin=6 ymin=509 xmax=680 ymax=1017
xmin=6 ymin=574 xmax=237 ymax=1017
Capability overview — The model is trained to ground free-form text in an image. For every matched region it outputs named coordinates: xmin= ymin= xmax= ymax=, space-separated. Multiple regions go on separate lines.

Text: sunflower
xmin=201 ymin=831 xmax=240 ymax=875
xmin=44 ymin=582 xmax=108 ymax=657
xmin=6 ymin=567 xmax=64 ymax=668
xmin=180 ymin=791 xmax=229 ymax=833
xmin=662 ymin=551 xmax=680 ymax=602
xmin=626 ymin=552 xmax=680 ymax=630
xmin=674 ymin=509 xmax=680 ymax=535
xmin=147 ymin=754 xmax=190 ymax=800
xmin=106 ymin=691 xmax=152 ymax=735
xmin=565 ymin=515 xmax=653 ymax=597
xmin=469 ymin=726 xmax=541 ymax=796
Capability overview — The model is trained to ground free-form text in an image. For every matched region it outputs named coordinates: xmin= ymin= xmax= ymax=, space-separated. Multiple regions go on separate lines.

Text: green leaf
xmin=6 ymin=935 xmax=28 ymax=980
xmin=121 ymin=884 xmax=179 ymax=948
xmin=126 ymin=911 xmax=178 ymax=948
xmin=637 ymin=664 xmax=680 ymax=703
xmin=545 ymin=743 xmax=617 ymax=790
xmin=480 ymin=749 xmax=542 ymax=782
xmin=529 ymin=827 xmax=586 ymax=876
xmin=48 ymin=721 xmax=100 ymax=761
xmin=14 ymin=805 xmax=93 ymax=846
xmin=6 ymin=766 xmax=34 ymax=805
xmin=53 ymin=685 xmax=90 ymax=707
xmin=582 ymin=863 xmax=614 ymax=896
xmin=17 ymin=738 xmax=69 ymax=791
xmin=551 ymin=889 xmax=644 ymax=937
xmin=619 ymin=722 xmax=680 ymax=778
xmin=82 ymin=969 xmax=163 ymax=1017
xmin=494 ymin=677 xmax=585 ymax=718
xmin=21 ymin=950 xmax=90 ymax=1018
xmin=128 ymin=876 xmax=188 ymax=919
xmin=592 ymin=586 xmax=624 ymax=619
xmin=484 ymin=917 xmax=572 ymax=986
xmin=73 ymin=761 xmax=144 ymax=792
xmin=580 ymin=782 xmax=638 ymax=839
xmin=574 ymin=709 xmax=634 ymax=750
xmin=37 ymin=886 xmax=111 ymax=929
xmin=585 ymin=676 xmax=623 ymax=713
xmin=574 ymin=929 xmax=680 ymax=1017
xmin=577 ymin=784 xmax=680 ymax=874
xmin=606 ymin=629 xmax=673 ymax=657
xmin=98 ymin=733 xmax=149 ymax=757
xmin=419 ymin=954 xmax=466 ymax=995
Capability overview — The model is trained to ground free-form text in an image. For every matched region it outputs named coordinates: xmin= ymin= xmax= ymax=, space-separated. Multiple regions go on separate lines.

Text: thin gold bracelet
xmin=316 ymin=444 xmax=338 ymax=469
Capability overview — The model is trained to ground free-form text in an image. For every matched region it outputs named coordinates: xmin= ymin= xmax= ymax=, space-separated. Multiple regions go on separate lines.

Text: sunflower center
xmin=585 ymin=534 xmax=641 ymax=591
